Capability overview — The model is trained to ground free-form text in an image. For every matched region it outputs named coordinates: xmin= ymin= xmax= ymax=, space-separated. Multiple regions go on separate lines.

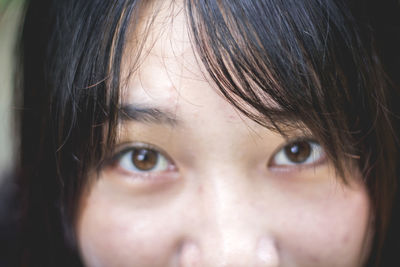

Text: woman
xmin=15 ymin=0 xmax=400 ymax=266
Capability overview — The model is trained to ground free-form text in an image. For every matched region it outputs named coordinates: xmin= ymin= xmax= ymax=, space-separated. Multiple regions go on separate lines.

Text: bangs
xmin=185 ymin=0 xmax=383 ymax=176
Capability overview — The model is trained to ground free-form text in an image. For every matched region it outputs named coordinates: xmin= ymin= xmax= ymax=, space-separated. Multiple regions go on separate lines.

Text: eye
xmin=114 ymin=145 xmax=174 ymax=174
xmin=269 ymin=139 xmax=325 ymax=168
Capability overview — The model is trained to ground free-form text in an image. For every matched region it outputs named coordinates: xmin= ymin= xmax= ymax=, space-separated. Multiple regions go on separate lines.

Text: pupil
xmin=284 ymin=141 xmax=311 ymax=163
xmin=132 ymin=149 xmax=158 ymax=171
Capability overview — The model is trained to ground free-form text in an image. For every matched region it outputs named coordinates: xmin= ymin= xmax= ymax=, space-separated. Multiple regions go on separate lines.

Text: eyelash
xmin=106 ymin=138 xmax=326 ymax=179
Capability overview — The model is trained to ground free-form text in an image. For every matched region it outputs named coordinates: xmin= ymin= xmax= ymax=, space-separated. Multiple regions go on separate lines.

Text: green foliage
xmin=0 ymin=0 xmax=19 ymax=11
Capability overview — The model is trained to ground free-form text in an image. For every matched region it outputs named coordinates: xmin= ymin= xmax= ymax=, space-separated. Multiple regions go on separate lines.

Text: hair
xmin=16 ymin=0 xmax=400 ymax=266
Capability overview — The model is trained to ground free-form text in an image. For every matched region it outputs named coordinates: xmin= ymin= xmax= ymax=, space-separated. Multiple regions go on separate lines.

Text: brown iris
xmin=283 ymin=141 xmax=312 ymax=163
xmin=131 ymin=148 xmax=159 ymax=171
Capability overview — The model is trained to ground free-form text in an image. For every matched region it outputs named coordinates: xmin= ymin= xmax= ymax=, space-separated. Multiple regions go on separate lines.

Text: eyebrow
xmin=118 ymin=104 xmax=179 ymax=126
xmin=118 ymin=104 xmax=303 ymax=131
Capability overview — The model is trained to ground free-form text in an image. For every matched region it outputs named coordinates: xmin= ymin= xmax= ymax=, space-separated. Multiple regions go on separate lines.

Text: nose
xmin=177 ymin=170 xmax=280 ymax=267
xmin=178 ymin=237 xmax=280 ymax=267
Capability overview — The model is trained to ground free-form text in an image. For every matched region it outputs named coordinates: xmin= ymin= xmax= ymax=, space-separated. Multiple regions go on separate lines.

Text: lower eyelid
xmin=104 ymin=163 xmax=179 ymax=184
xmin=268 ymin=152 xmax=328 ymax=173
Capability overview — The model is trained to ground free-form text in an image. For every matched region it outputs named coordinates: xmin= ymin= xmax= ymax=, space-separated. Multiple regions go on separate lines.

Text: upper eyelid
xmin=273 ymin=136 xmax=319 ymax=154
xmin=107 ymin=133 xmax=320 ymax=158
xmin=111 ymin=135 xmax=319 ymax=157
xmin=112 ymin=142 xmax=156 ymax=155
xmin=109 ymin=142 xmax=175 ymax=164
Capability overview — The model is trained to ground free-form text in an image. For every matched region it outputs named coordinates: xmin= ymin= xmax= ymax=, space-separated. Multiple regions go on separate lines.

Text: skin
xmin=76 ymin=1 xmax=372 ymax=266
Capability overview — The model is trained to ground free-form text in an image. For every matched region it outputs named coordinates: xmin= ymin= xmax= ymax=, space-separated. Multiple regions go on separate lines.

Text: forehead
xmin=120 ymin=0 xmax=252 ymax=126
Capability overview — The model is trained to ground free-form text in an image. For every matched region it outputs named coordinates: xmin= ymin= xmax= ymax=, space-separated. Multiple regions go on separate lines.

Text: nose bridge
xmin=179 ymin=167 xmax=280 ymax=267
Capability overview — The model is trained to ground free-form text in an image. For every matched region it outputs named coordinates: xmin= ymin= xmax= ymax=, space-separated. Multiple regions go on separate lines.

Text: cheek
xmin=76 ymin=168 xmax=372 ymax=267
xmin=76 ymin=188 xmax=181 ymax=267
xmin=276 ymin=183 xmax=371 ymax=265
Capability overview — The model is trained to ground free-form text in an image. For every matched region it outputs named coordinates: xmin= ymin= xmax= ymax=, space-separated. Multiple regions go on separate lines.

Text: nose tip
xmin=179 ymin=242 xmax=202 ymax=267
xmin=256 ymin=237 xmax=280 ymax=266
xmin=178 ymin=237 xmax=280 ymax=267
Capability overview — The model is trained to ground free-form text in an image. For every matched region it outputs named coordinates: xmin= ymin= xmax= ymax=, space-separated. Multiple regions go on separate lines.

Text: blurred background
xmin=0 ymin=0 xmax=23 ymax=181
xmin=0 ymin=1 xmax=23 ymax=265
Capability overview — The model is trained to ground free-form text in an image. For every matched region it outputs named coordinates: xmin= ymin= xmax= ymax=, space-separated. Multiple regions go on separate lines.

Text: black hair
xmin=16 ymin=0 xmax=400 ymax=266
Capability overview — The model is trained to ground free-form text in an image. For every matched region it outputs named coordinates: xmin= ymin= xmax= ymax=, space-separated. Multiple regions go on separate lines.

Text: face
xmin=76 ymin=1 xmax=372 ymax=266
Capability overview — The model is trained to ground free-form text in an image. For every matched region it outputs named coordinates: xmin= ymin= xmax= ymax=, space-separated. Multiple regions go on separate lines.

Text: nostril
xmin=256 ymin=237 xmax=280 ymax=266
xmin=179 ymin=241 xmax=201 ymax=267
